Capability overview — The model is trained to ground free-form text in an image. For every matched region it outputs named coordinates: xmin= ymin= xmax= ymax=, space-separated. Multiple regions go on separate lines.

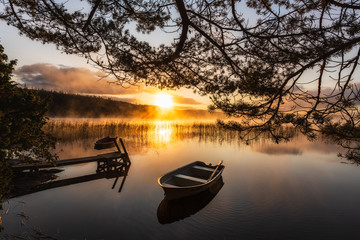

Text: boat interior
xmin=163 ymin=164 xmax=219 ymax=187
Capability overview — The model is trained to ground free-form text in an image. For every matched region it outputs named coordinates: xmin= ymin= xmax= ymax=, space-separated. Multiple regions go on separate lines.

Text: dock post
xmin=114 ymin=137 xmax=122 ymax=154
xmin=118 ymin=138 xmax=130 ymax=165
xmin=119 ymin=138 xmax=128 ymax=155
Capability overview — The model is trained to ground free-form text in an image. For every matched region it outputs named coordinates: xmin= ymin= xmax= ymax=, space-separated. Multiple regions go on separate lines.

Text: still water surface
xmin=1 ymin=121 xmax=360 ymax=239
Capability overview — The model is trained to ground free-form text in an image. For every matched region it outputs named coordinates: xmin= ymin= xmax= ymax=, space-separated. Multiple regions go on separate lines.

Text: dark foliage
xmin=34 ymin=89 xmax=223 ymax=119
xmin=36 ymin=89 xmax=155 ymax=118
xmin=0 ymin=44 xmax=57 ymax=198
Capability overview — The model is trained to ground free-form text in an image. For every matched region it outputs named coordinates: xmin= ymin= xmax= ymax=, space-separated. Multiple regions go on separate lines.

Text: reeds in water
xmin=44 ymin=119 xmax=297 ymax=148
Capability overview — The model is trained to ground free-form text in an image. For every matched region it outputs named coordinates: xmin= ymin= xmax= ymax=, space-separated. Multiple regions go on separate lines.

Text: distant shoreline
xmin=33 ymin=89 xmax=225 ymax=120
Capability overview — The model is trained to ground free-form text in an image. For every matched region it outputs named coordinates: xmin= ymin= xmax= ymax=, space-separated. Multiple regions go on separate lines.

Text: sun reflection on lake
xmin=153 ymin=121 xmax=173 ymax=147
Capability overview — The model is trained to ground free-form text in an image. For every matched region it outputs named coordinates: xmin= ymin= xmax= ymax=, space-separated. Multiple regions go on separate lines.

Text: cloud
xmin=171 ymin=94 xmax=202 ymax=105
xmin=15 ymin=63 xmax=141 ymax=95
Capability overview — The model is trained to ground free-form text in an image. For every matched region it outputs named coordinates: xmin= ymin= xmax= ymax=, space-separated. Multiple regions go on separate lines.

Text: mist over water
xmin=1 ymin=119 xmax=359 ymax=239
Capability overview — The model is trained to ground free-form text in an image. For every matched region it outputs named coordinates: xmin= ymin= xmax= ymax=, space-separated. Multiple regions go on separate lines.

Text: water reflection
xmin=2 ymin=120 xmax=358 ymax=239
xmin=44 ymin=120 xmax=344 ymax=160
xmin=251 ymin=135 xmax=343 ymax=158
xmin=157 ymin=177 xmax=224 ymax=224
xmin=45 ymin=120 xmax=241 ymax=159
xmin=153 ymin=121 xmax=173 ymax=148
xmin=8 ymin=161 xmax=130 ymax=199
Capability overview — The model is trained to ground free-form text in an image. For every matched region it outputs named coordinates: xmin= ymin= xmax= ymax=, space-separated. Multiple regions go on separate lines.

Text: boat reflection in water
xmin=157 ymin=177 xmax=224 ymax=224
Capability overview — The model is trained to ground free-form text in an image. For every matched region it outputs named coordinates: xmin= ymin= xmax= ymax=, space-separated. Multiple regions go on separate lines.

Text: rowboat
xmin=157 ymin=177 xmax=224 ymax=224
xmin=158 ymin=160 xmax=224 ymax=200
xmin=94 ymin=136 xmax=117 ymax=150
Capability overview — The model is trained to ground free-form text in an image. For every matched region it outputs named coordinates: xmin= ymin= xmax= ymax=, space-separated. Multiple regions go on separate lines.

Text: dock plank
xmin=11 ymin=152 xmax=127 ymax=171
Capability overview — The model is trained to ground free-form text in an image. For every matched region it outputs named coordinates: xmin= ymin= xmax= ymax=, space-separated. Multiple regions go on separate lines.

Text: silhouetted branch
xmin=82 ymin=0 xmax=102 ymax=31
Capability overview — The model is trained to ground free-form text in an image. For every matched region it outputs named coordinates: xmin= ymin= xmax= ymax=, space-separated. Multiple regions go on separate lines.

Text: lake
xmin=1 ymin=120 xmax=360 ymax=239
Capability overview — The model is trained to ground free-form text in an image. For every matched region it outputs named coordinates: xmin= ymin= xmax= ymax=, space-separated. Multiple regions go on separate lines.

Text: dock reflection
xmin=9 ymin=160 xmax=131 ymax=199
xmin=157 ymin=177 xmax=224 ymax=224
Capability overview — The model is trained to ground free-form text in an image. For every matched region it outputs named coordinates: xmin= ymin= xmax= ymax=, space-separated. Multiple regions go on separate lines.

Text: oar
xmin=207 ymin=160 xmax=223 ymax=182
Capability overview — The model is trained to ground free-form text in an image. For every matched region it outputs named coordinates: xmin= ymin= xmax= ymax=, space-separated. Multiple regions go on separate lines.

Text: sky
xmin=1 ymin=2 xmax=359 ymax=112
xmin=0 ymin=16 xmax=211 ymax=110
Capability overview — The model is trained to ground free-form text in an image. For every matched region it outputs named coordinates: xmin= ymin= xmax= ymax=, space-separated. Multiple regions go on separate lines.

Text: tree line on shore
xmin=34 ymin=89 xmax=223 ymax=119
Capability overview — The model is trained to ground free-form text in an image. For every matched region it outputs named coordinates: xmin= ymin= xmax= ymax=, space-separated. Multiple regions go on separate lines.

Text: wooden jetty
xmin=9 ymin=164 xmax=131 ymax=198
xmin=6 ymin=137 xmax=132 ymax=199
xmin=11 ymin=137 xmax=131 ymax=172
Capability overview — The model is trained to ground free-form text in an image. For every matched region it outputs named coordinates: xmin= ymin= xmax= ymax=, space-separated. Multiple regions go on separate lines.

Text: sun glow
xmin=154 ymin=121 xmax=173 ymax=145
xmin=154 ymin=93 xmax=174 ymax=109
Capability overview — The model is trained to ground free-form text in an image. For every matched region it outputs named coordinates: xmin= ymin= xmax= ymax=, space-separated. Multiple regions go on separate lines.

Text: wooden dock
xmin=11 ymin=152 xmax=129 ymax=172
xmin=11 ymin=137 xmax=131 ymax=172
xmin=6 ymin=137 xmax=132 ymax=199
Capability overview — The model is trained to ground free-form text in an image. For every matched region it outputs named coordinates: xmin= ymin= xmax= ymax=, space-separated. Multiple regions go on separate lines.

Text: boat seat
xmin=174 ymin=174 xmax=207 ymax=186
xmin=192 ymin=165 xmax=214 ymax=172
xmin=191 ymin=165 xmax=216 ymax=179
xmin=162 ymin=182 xmax=178 ymax=187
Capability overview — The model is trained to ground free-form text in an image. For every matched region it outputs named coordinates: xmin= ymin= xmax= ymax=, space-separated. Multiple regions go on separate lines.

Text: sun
xmin=154 ymin=93 xmax=173 ymax=109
